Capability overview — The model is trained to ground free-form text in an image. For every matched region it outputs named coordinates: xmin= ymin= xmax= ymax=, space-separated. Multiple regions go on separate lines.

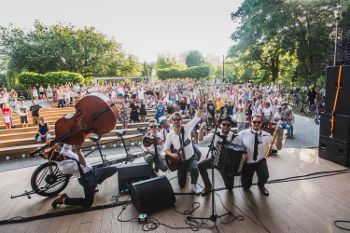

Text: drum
xmin=215 ymin=142 xmax=246 ymax=176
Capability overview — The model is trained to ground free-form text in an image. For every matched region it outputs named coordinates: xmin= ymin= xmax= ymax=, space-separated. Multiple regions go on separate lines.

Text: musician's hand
xmin=157 ymin=140 xmax=164 ymax=145
xmin=242 ymin=153 xmax=248 ymax=161
xmin=170 ymin=153 xmax=178 ymax=160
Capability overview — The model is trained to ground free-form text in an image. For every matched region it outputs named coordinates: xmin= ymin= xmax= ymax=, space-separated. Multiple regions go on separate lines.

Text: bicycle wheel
xmin=31 ymin=161 xmax=70 ymax=197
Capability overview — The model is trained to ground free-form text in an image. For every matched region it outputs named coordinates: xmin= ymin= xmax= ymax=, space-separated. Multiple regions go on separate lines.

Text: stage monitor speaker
xmin=319 ymin=135 xmax=350 ymax=166
xmin=130 ymin=176 xmax=176 ymax=214
xmin=325 ymin=65 xmax=350 ymax=114
xmin=320 ymin=113 xmax=350 ymax=142
xmin=118 ymin=162 xmax=155 ymax=193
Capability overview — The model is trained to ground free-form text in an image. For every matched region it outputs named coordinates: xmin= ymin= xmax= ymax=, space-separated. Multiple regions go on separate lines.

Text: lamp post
xmin=333 ymin=6 xmax=341 ymax=66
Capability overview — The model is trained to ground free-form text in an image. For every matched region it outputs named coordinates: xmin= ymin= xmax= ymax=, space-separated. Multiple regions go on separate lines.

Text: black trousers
xmin=177 ymin=155 xmax=199 ymax=187
xmin=198 ymin=157 xmax=234 ymax=189
xmin=241 ymin=158 xmax=269 ymax=189
xmin=64 ymin=166 xmax=118 ymax=208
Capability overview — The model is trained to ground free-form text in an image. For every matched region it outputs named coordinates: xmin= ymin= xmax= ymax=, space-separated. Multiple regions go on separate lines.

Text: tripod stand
xmin=187 ymin=108 xmax=232 ymax=233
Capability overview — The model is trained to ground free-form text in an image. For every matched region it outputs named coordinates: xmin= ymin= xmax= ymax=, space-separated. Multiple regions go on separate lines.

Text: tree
xmin=155 ymin=54 xmax=186 ymax=70
xmin=0 ymin=21 xmax=141 ymax=87
xmin=185 ymin=50 xmax=204 ymax=67
xmin=230 ymin=0 xmax=338 ymax=86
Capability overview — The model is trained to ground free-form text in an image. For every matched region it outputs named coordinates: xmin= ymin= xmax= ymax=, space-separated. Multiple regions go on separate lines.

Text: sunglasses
xmin=172 ymin=118 xmax=181 ymax=121
xmin=252 ymin=121 xmax=262 ymax=124
xmin=150 ymin=125 xmax=157 ymax=128
xmin=221 ymin=123 xmax=231 ymax=127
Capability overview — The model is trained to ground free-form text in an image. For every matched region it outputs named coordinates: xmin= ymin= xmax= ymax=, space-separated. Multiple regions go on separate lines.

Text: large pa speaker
xmin=320 ymin=113 xmax=350 ymax=142
xmin=319 ymin=135 xmax=350 ymax=166
xmin=325 ymin=65 xmax=350 ymax=114
xmin=130 ymin=176 xmax=176 ymax=214
xmin=118 ymin=162 xmax=155 ymax=193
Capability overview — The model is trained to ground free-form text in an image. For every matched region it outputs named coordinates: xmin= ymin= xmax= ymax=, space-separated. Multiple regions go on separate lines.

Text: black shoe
xmin=258 ymin=186 xmax=269 ymax=196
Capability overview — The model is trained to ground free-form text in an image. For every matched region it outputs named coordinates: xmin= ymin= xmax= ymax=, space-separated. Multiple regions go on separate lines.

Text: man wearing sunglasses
xmin=143 ymin=119 xmax=168 ymax=172
xmin=232 ymin=115 xmax=282 ymax=196
xmin=164 ymin=103 xmax=204 ymax=194
xmin=198 ymin=115 xmax=246 ymax=195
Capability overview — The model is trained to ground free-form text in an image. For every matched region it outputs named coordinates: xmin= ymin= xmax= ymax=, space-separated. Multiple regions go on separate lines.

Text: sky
xmin=0 ymin=0 xmax=242 ymax=63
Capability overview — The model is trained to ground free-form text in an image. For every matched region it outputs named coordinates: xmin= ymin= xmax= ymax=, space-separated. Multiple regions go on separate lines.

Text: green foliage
xmin=0 ymin=73 xmax=6 ymax=88
xmin=157 ymin=66 xmax=209 ymax=79
xmin=155 ymin=54 xmax=186 ymax=70
xmin=185 ymin=50 xmax=204 ymax=67
xmin=230 ymin=0 xmax=339 ymax=86
xmin=0 ymin=21 xmax=141 ymax=82
xmin=142 ymin=62 xmax=153 ymax=76
xmin=19 ymin=71 xmax=84 ymax=86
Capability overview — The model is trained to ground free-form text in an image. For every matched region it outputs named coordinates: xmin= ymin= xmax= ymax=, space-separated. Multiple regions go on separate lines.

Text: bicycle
xmin=11 ymin=127 xmax=148 ymax=199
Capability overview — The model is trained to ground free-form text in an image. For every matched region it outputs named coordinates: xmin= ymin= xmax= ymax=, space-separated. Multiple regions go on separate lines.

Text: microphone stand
xmin=187 ymin=107 xmax=231 ymax=233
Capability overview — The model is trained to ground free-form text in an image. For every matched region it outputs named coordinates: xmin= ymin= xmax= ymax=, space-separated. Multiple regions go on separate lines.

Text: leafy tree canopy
xmin=185 ymin=50 xmax=204 ymax=67
xmin=0 ymin=20 xmax=142 ymax=87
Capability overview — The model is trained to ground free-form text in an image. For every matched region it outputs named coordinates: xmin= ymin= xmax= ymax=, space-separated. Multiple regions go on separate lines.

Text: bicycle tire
xmin=31 ymin=161 xmax=70 ymax=197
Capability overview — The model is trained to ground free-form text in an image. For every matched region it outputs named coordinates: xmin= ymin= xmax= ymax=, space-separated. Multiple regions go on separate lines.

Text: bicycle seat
xmin=89 ymin=135 xmax=102 ymax=142
xmin=115 ymin=130 xmax=127 ymax=137
xmin=137 ymin=127 xmax=148 ymax=134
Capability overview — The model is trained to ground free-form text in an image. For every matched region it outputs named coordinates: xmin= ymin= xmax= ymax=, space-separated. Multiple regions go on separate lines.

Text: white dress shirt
xmin=58 ymin=144 xmax=92 ymax=178
xmin=232 ymin=129 xmax=272 ymax=164
xmin=142 ymin=131 xmax=164 ymax=154
xmin=199 ymin=129 xmax=235 ymax=146
xmin=164 ymin=116 xmax=200 ymax=160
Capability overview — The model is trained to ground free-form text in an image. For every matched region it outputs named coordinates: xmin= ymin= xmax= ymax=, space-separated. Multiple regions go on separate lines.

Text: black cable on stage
xmin=117 ymin=203 xmax=202 ymax=231
xmin=0 ymin=200 xmax=131 ymax=225
xmin=334 ymin=220 xmax=350 ymax=231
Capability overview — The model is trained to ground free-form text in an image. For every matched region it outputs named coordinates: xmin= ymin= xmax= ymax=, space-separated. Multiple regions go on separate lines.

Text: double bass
xmin=31 ymin=93 xmax=119 ymax=155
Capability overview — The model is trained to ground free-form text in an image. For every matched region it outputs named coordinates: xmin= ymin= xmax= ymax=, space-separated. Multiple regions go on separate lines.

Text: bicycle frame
xmin=11 ymin=133 xmax=146 ymax=199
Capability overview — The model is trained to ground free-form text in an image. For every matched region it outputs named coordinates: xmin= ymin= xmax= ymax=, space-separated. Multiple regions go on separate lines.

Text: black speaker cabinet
xmin=118 ymin=162 xmax=155 ymax=193
xmin=325 ymin=65 xmax=350 ymax=114
xmin=319 ymin=135 xmax=350 ymax=166
xmin=320 ymin=113 xmax=350 ymax=142
xmin=130 ymin=176 xmax=176 ymax=214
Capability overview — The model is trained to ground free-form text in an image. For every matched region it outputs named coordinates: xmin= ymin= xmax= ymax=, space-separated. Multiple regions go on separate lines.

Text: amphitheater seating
xmin=0 ymin=107 xmax=183 ymax=158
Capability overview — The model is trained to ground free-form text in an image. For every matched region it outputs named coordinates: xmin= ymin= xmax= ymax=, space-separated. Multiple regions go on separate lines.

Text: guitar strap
xmin=153 ymin=135 xmax=159 ymax=159
xmin=178 ymin=127 xmax=186 ymax=161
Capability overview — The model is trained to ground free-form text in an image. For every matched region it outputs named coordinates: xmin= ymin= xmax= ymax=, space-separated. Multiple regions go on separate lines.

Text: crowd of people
xmin=1 ymin=80 xmax=297 ymax=149
xmin=1 ymin=79 xmax=296 ymax=133
xmin=2 ymin=79 xmax=304 ymax=207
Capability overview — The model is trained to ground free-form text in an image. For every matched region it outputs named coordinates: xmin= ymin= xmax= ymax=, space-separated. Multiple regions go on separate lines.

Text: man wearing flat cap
xmin=198 ymin=115 xmax=247 ymax=195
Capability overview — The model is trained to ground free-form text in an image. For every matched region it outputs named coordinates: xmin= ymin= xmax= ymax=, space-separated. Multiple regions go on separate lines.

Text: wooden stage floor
xmin=0 ymin=147 xmax=349 ymax=233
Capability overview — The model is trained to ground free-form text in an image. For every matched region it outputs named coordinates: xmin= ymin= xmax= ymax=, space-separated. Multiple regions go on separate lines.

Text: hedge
xmin=19 ymin=71 xmax=84 ymax=86
xmin=157 ymin=66 xmax=209 ymax=79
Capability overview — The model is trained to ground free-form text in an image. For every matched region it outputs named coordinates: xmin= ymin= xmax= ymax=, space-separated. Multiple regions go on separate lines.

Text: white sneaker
xmin=191 ymin=184 xmax=202 ymax=194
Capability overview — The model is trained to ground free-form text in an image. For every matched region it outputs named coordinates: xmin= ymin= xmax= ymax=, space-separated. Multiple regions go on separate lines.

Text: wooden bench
xmin=0 ymin=119 xmax=190 ymax=157
xmin=0 ymin=134 xmax=144 ymax=157
xmin=0 ymin=112 xmax=156 ymax=129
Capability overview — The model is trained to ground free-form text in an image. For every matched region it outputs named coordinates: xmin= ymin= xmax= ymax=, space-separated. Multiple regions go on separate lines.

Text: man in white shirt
xmin=52 ymin=144 xmax=118 ymax=208
xmin=143 ymin=119 xmax=167 ymax=172
xmin=232 ymin=115 xmax=282 ymax=196
xmin=198 ymin=115 xmax=247 ymax=195
xmin=164 ymin=103 xmax=204 ymax=194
